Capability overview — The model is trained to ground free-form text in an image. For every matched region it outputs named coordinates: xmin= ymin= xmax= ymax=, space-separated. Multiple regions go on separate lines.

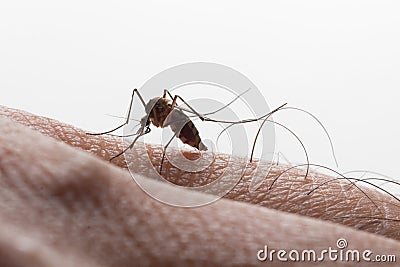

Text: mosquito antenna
xmin=105 ymin=113 xmax=141 ymax=122
xmin=281 ymin=106 xmax=338 ymax=168
xmin=108 ymin=122 xmax=142 ymax=138
xmin=87 ymin=123 xmax=126 ymax=136
xmin=87 ymin=88 xmax=145 ymax=136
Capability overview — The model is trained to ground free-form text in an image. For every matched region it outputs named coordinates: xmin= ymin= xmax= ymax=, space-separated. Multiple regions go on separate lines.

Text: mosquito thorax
xmin=145 ymin=97 xmax=163 ymax=114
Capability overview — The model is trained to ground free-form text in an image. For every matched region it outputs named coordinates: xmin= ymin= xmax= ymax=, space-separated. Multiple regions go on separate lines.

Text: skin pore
xmin=0 ymin=105 xmax=399 ymax=266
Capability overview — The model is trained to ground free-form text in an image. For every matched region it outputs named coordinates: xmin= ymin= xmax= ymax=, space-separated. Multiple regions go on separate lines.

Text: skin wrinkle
xmin=0 ymin=106 xmax=399 ymax=240
xmin=1 ymin=109 xmax=400 ymax=266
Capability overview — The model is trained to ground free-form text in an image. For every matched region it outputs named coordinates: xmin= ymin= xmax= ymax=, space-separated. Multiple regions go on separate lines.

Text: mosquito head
xmin=140 ymin=115 xmax=150 ymax=128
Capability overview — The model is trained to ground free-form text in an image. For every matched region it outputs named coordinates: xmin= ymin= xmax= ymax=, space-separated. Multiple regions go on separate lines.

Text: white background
xmin=1 ymin=1 xmax=399 ymax=190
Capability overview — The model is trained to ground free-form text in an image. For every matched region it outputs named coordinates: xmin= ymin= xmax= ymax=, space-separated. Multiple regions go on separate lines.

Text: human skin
xmin=0 ymin=105 xmax=399 ymax=266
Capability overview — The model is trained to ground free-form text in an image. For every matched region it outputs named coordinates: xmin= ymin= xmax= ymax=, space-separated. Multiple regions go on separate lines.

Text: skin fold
xmin=0 ymin=105 xmax=399 ymax=266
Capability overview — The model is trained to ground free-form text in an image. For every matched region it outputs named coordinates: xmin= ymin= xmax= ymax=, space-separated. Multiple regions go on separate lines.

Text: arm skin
xmin=0 ymin=105 xmax=399 ymax=266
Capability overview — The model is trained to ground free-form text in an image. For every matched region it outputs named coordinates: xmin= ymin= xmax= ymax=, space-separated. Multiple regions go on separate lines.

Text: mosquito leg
xmin=159 ymin=134 xmax=176 ymax=174
xmin=110 ymin=126 xmax=151 ymax=161
xmin=163 ymin=89 xmax=174 ymax=100
xmin=204 ymin=103 xmax=287 ymax=124
xmin=166 ymin=88 xmax=251 ymax=118
xmin=87 ymin=88 xmax=146 ymax=136
xmin=164 ymin=89 xmax=205 ymax=121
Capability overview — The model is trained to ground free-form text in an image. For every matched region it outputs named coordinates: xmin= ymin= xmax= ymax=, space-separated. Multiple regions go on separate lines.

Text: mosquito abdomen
xmin=178 ymin=120 xmax=207 ymax=151
xmin=167 ymin=109 xmax=207 ymax=151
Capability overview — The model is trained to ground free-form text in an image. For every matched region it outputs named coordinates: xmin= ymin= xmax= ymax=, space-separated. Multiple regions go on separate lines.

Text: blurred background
xmin=1 ymin=1 xmax=399 ymax=191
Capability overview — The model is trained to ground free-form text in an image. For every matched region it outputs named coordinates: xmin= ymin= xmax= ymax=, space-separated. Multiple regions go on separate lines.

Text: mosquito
xmin=87 ymin=90 xmax=400 ymax=228
xmin=87 ymin=88 xmax=288 ymax=173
